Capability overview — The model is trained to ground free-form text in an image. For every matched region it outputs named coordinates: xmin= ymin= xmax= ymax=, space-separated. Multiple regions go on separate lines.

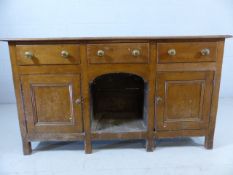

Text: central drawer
xmin=87 ymin=43 xmax=149 ymax=64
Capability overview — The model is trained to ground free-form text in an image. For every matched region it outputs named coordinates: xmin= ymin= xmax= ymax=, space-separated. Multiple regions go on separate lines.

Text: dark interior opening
xmin=90 ymin=73 xmax=147 ymax=132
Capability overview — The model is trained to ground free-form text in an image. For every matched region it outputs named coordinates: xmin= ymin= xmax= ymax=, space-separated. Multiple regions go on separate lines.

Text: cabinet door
xmin=21 ymin=74 xmax=83 ymax=133
xmin=156 ymin=71 xmax=214 ymax=130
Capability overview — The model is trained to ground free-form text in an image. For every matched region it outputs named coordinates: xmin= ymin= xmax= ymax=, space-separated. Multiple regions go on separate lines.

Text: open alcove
xmin=90 ymin=73 xmax=148 ymax=133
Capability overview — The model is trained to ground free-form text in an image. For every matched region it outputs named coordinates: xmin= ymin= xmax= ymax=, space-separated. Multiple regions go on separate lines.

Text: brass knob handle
xmin=132 ymin=49 xmax=141 ymax=57
xmin=168 ymin=49 xmax=176 ymax=56
xmin=75 ymin=97 xmax=82 ymax=104
xmin=66 ymin=116 xmax=72 ymax=121
xmin=24 ymin=51 xmax=33 ymax=59
xmin=201 ymin=48 xmax=210 ymax=56
xmin=156 ymin=96 xmax=163 ymax=104
xmin=61 ymin=50 xmax=69 ymax=58
xmin=97 ymin=50 xmax=105 ymax=57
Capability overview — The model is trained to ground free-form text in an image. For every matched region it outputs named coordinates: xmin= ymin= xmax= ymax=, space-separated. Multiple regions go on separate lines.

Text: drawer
xmin=87 ymin=43 xmax=149 ymax=64
xmin=157 ymin=42 xmax=217 ymax=63
xmin=16 ymin=44 xmax=81 ymax=65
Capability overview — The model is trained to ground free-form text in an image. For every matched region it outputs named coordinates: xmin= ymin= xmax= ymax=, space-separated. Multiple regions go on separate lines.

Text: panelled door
xmin=21 ymin=74 xmax=83 ymax=133
xmin=156 ymin=71 xmax=214 ymax=130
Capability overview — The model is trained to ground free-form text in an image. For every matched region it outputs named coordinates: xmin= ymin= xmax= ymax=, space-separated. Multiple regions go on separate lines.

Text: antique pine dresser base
xmin=3 ymin=35 xmax=231 ymax=155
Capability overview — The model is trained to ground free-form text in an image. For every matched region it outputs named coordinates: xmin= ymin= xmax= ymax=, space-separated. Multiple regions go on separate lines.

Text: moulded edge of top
xmin=0 ymin=35 xmax=232 ymax=42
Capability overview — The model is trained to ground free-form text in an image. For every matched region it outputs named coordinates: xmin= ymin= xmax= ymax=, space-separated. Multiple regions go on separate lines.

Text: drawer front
xmin=16 ymin=44 xmax=81 ymax=65
xmin=157 ymin=42 xmax=217 ymax=63
xmin=87 ymin=43 xmax=149 ymax=64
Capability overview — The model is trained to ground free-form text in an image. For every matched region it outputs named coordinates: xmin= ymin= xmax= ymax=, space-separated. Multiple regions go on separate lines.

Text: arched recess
xmin=90 ymin=73 xmax=148 ymax=132
xmin=88 ymin=68 xmax=149 ymax=83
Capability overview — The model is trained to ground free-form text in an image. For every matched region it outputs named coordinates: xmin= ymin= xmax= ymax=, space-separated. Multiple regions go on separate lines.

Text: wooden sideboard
xmin=2 ymin=35 xmax=231 ymax=155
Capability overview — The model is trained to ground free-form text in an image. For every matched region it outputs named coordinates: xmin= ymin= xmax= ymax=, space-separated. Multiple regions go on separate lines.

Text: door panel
xmin=156 ymin=71 xmax=214 ymax=130
xmin=21 ymin=74 xmax=83 ymax=133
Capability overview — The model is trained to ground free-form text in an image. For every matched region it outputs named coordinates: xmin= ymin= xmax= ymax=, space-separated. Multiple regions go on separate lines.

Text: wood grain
xmin=157 ymin=42 xmax=217 ymax=63
xmin=16 ymin=44 xmax=81 ymax=65
xmin=1 ymin=35 xmax=231 ymax=42
xmin=5 ymin=36 xmax=230 ymax=154
xmin=9 ymin=43 xmax=32 ymax=155
xmin=156 ymin=71 xmax=214 ymax=130
xmin=204 ymin=41 xmax=225 ymax=149
xmin=20 ymin=74 xmax=83 ymax=133
xmin=87 ymin=43 xmax=149 ymax=64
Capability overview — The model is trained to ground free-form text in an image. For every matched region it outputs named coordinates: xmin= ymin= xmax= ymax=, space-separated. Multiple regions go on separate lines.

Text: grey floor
xmin=0 ymin=98 xmax=233 ymax=175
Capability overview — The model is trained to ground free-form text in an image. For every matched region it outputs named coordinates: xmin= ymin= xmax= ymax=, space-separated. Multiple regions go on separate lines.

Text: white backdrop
xmin=0 ymin=0 xmax=233 ymax=104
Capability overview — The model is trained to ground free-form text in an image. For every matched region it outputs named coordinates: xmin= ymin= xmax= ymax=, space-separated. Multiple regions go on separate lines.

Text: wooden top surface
xmin=0 ymin=35 xmax=232 ymax=42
